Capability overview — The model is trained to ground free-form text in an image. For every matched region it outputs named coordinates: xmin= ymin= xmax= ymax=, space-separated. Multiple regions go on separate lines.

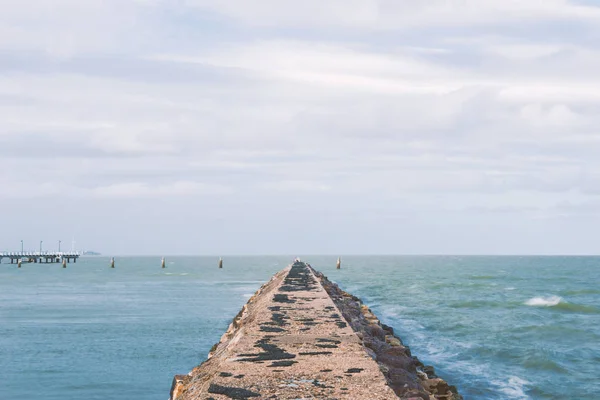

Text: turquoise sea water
xmin=1 ymin=256 xmax=598 ymax=399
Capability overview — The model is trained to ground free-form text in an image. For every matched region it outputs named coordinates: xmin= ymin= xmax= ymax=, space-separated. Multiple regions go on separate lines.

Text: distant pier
xmin=1 ymin=252 xmax=80 ymax=264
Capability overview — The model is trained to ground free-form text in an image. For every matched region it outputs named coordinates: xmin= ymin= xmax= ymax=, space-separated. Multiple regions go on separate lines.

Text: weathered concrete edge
xmin=311 ymin=267 xmax=463 ymax=400
xmin=169 ymin=267 xmax=290 ymax=400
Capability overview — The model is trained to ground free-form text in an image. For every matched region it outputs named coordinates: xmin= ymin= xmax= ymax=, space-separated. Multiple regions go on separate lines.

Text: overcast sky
xmin=1 ymin=1 xmax=600 ymax=255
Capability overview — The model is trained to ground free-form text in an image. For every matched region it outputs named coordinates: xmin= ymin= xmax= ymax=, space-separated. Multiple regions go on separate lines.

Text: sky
xmin=1 ymin=0 xmax=600 ymax=255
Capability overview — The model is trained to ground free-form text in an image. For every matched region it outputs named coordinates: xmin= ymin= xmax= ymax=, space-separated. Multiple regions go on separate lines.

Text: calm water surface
xmin=1 ymin=256 xmax=598 ymax=399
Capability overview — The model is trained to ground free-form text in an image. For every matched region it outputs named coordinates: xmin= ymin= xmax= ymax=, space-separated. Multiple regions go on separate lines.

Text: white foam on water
xmin=379 ymin=306 xmax=523 ymax=399
xmin=525 ymin=296 xmax=562 ymax=307
xmin=242 ymin=293 xmax=253 ymax=298
xmin=494 ymin=376 xmax=531 ymax=399
xmin=457 ymin=360 xmax=490 ymax=377
xmin=505 ymin=287 xmax=516 ymax=291
xmin=378 ymin=305 xmax=408 ymax=320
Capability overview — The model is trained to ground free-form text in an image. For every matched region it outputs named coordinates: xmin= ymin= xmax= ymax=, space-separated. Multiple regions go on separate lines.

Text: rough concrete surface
xmin=170 ymin=261 xmax=461 ymax=400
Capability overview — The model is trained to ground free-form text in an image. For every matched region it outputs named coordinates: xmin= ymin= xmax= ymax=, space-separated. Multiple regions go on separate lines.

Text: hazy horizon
xmin=20 ymin=253 xmax=600 ymax=257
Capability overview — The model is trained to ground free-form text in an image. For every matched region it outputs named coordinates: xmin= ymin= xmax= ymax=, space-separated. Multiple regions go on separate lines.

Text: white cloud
xmin=90 ymin=181 xmax=230 ymax=198
xmin=2 ymin=0 xmax=600 ymax=253
xmin=0 ymin=0 xmax=159 ymax=54
xmin=264 ymin=180 xmax=332 ymax=192
xmin=519 ymin=103 xmax=584 ymax=128
xmin=0 ymin=180 xmax=231 ymax=199
xmin=184 ymin=0 xmax=600 ymax=29
xmin=151 ymin=40 xmax=464 ymax=96
xmin=487 ymin=43 xmax=564 ymax=60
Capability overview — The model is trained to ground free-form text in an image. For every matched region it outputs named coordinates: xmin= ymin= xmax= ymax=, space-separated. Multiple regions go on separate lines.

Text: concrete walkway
xmin=171 ymin=261 xmax=398 ymax=399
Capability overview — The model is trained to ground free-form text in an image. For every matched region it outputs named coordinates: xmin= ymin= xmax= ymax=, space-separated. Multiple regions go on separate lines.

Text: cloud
xmin=152 ymin=40 xmax=464 ymax=96
xmin=1 ymin=0 xmax=600 ymax=253
xmin=263 ymin=180 xmax=332 ymax=192
xmin=0 ymin=179 xmax=231 ymax=199
xmin=184 ymin=0 xmax=600 ymax=29
xmin=519 ymin=103 xmax=584 ymax=128
xmin=90 ymin=181 xmax=231 ymax=198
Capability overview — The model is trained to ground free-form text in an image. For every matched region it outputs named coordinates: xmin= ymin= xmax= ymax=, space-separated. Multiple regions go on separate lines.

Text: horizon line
xmin=81 ymin=253 xmax=600 ymax=257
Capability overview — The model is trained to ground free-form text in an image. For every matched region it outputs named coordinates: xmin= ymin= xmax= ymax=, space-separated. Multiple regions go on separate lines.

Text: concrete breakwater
xmin=170 ymin=261 xmax=462 ymax=400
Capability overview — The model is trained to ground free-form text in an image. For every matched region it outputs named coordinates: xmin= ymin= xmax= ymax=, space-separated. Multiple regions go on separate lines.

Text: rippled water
xmin=1 ymin=256 xmax=598 ymax=399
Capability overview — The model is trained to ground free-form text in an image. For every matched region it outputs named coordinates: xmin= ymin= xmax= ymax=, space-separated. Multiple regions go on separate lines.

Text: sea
xmin=1 ymin=256 xmax=598 ymax=399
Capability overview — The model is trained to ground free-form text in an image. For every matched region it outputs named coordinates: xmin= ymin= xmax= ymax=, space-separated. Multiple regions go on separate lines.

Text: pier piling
xmin=161 ymin=257 xmax=166 ymax=269
xmin=110 ymin=257 xmax=115 ymax=268
xmin=62 ymin=258 xmax=67 ymax=268
xmin=218 ymin=257 xmax=223 ymax=269
xmin=336 ymin=256 xmax=341 ymax=269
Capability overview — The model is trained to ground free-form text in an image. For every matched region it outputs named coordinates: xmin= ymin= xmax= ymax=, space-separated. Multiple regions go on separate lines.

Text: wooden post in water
xmin=161 ymin=257 xmax=166 ymax=269
xmin=218 ymin=257 xmax=223 ymax=269
xmin=110 ymin=257 xmax=115 ymax=268
xmin=336 ymin=257 xmax=341 ymax=269
xmin=18 ymin=259 xmax=22 ymax=268
xmin=62 ymin=258 xmax=67 ymax=268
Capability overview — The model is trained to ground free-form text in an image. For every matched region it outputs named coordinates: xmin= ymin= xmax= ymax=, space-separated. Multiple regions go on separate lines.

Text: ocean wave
xmin=213 ymin=280 xmax=267 ymax=285
xmin=524 ymin=296 xmax=599 ymax=313
xmin=450 ymin=300 xmax=498 ymax=309
xmin=158 ymin=272 xmax=191 ymax=277
xmin=525 ymin=296 xmax=562 ymax=306
xmin=562 ymin=289 xmax=600 ymax=296
xmin=494 ymin=376 xmax=531 ymax=399
xmin=553 ymin=302 xmax=599 ymax=313
xmin=522 ymin=355 xmax=567 ymax=373
xmin=465 ymin=282 xmax=495 ymax=288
